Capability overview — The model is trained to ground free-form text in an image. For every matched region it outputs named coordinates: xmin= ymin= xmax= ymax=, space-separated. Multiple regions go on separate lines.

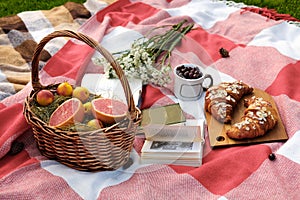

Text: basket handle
xmin=31 ymin=30 xmax=137 ymax=116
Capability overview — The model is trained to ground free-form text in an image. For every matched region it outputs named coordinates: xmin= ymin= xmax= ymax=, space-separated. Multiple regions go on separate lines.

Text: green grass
xmin=0 ymin=0 xmax=299 ymax=20
xmin=0 ymin=0 xmax=86 ymax=17
xmin=232 ymin=0 xmax=300 ymax=20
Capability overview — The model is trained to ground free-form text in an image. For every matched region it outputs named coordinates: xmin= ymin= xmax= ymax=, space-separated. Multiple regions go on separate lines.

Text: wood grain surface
xmin=206 ymin=88 xmax=288 ymax=148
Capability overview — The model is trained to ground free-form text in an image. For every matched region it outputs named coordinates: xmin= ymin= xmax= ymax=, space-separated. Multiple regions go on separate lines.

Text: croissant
xmin=205 ymin=81 xmax=253 ymax=123
xmin=226 ymin=96 xmax=278 ymax=139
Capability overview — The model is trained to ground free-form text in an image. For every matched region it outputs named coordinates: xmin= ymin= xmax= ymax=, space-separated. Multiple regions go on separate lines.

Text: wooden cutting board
xmin=206 ymin=88 xmax=288 ymax=148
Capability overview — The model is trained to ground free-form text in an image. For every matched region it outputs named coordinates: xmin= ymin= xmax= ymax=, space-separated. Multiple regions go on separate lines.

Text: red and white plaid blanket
xmin=1 ymin=0 xmax=300 ymax=199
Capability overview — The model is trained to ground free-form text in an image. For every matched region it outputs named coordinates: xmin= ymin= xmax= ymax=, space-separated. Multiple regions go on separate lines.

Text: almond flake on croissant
xmin=226 ymin=96 xmax=278 ymax=139
xmin=205 ymin=81 xmax=253 ymax=123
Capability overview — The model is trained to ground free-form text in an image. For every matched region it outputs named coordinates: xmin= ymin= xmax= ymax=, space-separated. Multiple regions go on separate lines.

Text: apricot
xmin=83 ymin=102 xmax=92 ymax=115
xmin=57 ymin=82 xmax=73 ymax=96
xmin=36 ymin=90 xmax=54 ymax=106
xmin=87 ymin=119 xmax=103 ymax=130
xmin=73 ymin=87 xmax=90 ymax=103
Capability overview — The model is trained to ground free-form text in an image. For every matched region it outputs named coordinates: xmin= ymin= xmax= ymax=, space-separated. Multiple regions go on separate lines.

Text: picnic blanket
xmin=1 ymin=0 xmax=300 ymax=199
xmin=0 ymin=0 xmax=116 ymax=100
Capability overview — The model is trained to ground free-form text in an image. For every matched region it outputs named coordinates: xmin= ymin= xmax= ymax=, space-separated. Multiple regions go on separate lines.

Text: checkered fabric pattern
xmin=0 ymin=0 xmax=300 ymax=199
xmin=0 ymin=0 xmax=113 ymax=100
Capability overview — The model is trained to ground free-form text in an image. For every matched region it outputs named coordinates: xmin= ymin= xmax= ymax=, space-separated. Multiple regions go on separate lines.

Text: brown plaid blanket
xmin=0 ymin=0 xmax=114 ymax=100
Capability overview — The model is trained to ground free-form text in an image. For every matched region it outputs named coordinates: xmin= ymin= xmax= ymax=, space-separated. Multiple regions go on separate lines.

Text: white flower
xmin=92 ymin=20 xmax=193 ymax=87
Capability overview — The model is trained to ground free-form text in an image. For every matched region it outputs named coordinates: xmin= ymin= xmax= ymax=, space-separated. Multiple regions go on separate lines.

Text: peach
xmin=36 ymin=90 xmax=54 ymax=106
xmin=57 ymin=82 xmax=73 ymax=96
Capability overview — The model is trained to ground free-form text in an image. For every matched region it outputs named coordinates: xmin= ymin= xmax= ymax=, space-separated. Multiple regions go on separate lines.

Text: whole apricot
xmin=73 ymin=87 xmax=90 ymax=102
xmin=87 ymin=119 xmax=103 ymax=130
xmin=36 ymin=90 xmax=54 ymax=106
xmin=83 ymin=102 xmax=92 ymax=115
xmin=57 ymin=82 xmax=73 ymax=96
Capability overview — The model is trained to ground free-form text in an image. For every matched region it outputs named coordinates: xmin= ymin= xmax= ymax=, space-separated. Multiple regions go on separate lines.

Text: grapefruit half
xmin=91 ymin=98 xmax=128 ymax=124
xmin=49 ymin=98 xmax=85 ymax=128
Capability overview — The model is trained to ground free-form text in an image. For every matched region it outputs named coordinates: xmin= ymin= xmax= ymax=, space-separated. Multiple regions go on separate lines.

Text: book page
xmin=143 ymin=123 xmax=203 ymax=142
xmin=141 ymin=139 xmax=202 ymax=153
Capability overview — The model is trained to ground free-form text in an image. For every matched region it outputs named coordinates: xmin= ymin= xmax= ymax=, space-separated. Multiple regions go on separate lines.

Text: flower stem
xmin=154 ymin=21 xmax=194 ymax=65
xmin=94 ymin=19 xmax=194 ymax=87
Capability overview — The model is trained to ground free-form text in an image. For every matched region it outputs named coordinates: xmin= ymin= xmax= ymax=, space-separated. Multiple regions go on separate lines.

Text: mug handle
xmin=202 ymin=74 xmax=213 ymax=90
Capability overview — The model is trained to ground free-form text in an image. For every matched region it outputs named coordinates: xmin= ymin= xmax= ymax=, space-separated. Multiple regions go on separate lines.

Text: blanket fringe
xmin=241 ymin=7 xmax=300 ymax=22
xmin=215 ymin=0 xmax=300 ymax=27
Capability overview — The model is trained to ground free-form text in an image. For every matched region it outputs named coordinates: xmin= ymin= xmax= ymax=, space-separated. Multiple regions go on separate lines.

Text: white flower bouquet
xmin=93 ymin=20 xmax=194 ymax=87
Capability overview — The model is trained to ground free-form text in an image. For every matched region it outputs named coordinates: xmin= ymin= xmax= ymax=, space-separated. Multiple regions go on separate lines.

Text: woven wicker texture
xmin=23 ymin=30 xmax=142 ymax=171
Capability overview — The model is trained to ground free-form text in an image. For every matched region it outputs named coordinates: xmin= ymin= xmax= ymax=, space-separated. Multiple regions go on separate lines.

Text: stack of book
xmin=140 ymin=120 xmax=205 ymax=167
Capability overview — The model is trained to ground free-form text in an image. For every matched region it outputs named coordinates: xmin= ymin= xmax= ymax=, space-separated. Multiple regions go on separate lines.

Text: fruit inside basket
xmin=31 ymin=82 xmax=130 ymax=132
xmin=23 ymin=30 xmax=142 ymax=171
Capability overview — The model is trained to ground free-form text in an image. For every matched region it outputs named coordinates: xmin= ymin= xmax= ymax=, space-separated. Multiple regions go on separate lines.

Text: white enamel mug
xmin=173 ymin=63 xmax=213 ymax=101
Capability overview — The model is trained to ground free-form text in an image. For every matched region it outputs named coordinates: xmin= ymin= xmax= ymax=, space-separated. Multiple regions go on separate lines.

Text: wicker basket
xmin=23 ymin=30 xmax=142 ymax=171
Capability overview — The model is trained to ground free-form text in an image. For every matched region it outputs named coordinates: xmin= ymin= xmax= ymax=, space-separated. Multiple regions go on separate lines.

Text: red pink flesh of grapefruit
xmin=91 ymin=98 xmax=128 ymax=124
